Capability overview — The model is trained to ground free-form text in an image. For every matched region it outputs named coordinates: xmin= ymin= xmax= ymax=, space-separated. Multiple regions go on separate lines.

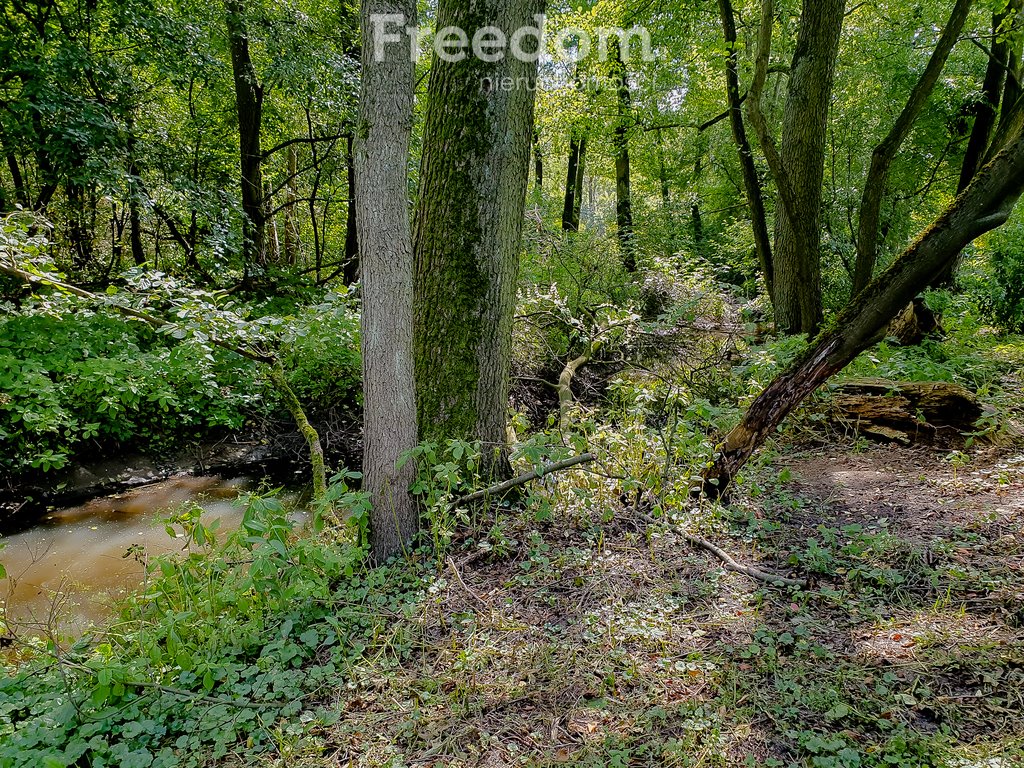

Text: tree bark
xmin=224 ymin=0 xmax=266 ymax=272
xmin=562 ymin=131 xmax=585 ymax=231
xmin=355 ymin=0 xmax=420 ymax=561
xmin=344 ymin=133 xmax=359 ymax=284
xmin=852 ymin=0 xmax=973 ymax=296
xmin=769 ymin=0 xmax=844 ymax=335
xmin=413 ymin=0 xmax=544 ymax=475
xmin=718 ymin=0 xmax=774 ymax=297
xmin=284 ymin=145 xmax=300 ymax=265
xmin=610 ymin=40 xmax=635 ymax=271
xmin=702 ymin=126 xmax=1024 ymax=499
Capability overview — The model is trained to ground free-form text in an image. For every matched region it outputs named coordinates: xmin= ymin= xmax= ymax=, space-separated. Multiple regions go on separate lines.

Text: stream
xmin=0 ymin=475 xmax=259 ymax=638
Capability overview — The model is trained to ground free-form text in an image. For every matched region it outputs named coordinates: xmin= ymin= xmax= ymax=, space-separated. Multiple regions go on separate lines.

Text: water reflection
xmin=0 ymin=475 xmax=251 ymax=638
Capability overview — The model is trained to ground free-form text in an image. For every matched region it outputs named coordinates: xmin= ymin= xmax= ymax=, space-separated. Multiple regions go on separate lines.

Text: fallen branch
xmin=455 ymin=453 xmax=597 ymax=505
xmin=639 ymin=511 xmax=806 ymax=588
xmin=558 ymin=341 xmax=601 ymax=431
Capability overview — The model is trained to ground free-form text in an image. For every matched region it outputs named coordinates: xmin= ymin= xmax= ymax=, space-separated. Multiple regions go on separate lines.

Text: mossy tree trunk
xmin=413 ymin=0 xmax=544 ymax=475
xmin=769 ymin=0 xmax=843 ymax=335
xmin=702 ymin=126 xmax=1024 ymax=499
xmin=356 ymin=0 xmax=420 ymax=561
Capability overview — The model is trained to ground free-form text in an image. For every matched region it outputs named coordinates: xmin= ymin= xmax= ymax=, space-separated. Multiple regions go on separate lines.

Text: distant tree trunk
xmin=702 ymin=127 xmax=1024 ymax=499
xmin=656 ymin=128 xmax=670 ymax=209
xmin=691 ymin=147 xmax=703 ymax=244
xmin=284 ymin=145 xmax=300 ymax=265
xmin=225 ymin=0 xmax=266 ymax=272
xmin=533 ymin=129 xmax=544 ymax=192
xmin=852 ymin=0 xmax=973 ymax=296
xmin=931 ymin=1 xmax=1020 ymax=288
xmin=610 ymin=40 xmax=635 ymax=271
xmin=4 ymin=153 xmax=29 ymax=209
xmin=344 ymin=133 xmax=359 ymax=285
xmin=355 ymin=0 xmax=419 ymax=562
xmin=66 ymin=181 xmax=94 ymax=268
xmin=126 ymin=132 xmax=147 ymax=267
xmin=562 ymin=131 xmax=585 ymax=231
xmin=413 ymin=0 xmax=543 ymax=474
xmin=719 ymin=0 xmax=773 ymax=296
xmin=771 ymin=0 xmax=843 ymax=335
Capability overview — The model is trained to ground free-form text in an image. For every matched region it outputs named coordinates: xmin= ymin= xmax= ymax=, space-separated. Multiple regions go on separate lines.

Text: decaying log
xmin=829 ymin=377 xmax=982 ymax=444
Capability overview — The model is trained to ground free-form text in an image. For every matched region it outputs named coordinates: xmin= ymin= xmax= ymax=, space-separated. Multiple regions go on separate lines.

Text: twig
xmin=454 ymin=453 xmax=597 ymax=505
xmin=446 ymin=556 xmax=489 ymax=609
xmin=638 ymin=511 xmax=807 ymax=588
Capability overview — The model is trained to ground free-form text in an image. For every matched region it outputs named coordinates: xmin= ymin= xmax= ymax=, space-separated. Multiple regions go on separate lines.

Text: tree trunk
xmin=562 ymin=131 xmax=585 ymax=231
xmin=852 ymin=0 xmax=973 ymax=296
xmin=355 ymin=0 xmax=420 ymax=561
xmin=225 ymin=0 xmax=266 ymax=272
xmin=284 ymin=145 xmax=300 ymax=265
xmin=5 ymin=153 xmax=29 ymax=209
xmin=344 ymin=133 xmax=359 ymax=284
xmin=656 ymin=128 xmax=670 ymax=209
xmin=533 ymin=129 xmax=543 ymax=192
xmin=718 ymin=0 xmax=774 ymax=297
xmin=932 ymin=2 xmax=1021 ymax=288
xmin=610 ymin=41 xmax=635 ymax=271
xmin=702 ymin=126 xmax=1024 ymax=499
xmin=770 ymin=0 xmax=844 ymax=335
xmin=413 ymin=0 xmax=543 ymax=474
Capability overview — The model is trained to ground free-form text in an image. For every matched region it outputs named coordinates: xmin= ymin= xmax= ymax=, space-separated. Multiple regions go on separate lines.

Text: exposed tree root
xmin=638 ymin=511 xmax=807 ymax=588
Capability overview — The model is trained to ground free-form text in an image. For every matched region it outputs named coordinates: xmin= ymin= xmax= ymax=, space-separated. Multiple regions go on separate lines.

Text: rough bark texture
xmin=225 ymin=0 xmax=266 ymax=271
xmin=702 ymin=126 xmax=1024 ymax=499
xmin=829 ymin=378 xmax=982 ymax=445
xmin=852 ymin=0 xmax=973 ymax=295
xmin=355 ymin=0 xmax=420 ymax=561
xmin=770 ymin=0 xmax=844 ymax=335
xmin=718 ymin=0 xmax=774 ymax=297
xmin=610 ymin=41 xmax=635 ymax=271
xmin=413 ymin=0 xmax=544 ymax=474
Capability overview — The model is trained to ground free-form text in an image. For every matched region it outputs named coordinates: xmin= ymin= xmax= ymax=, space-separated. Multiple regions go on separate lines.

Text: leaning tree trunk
xmin=225 ymin=0 xmax=266 ymax=272
xmin=718 ymin=0 xmax=774 ymax=297
xmin=702 ymin=125 xmax=1024 ymax=499
xmin=355 ymin=0 xmax=420 ymax=561
xmin=770 ymin=0 xmax=844 ymax=335
xmin=852 ymin=0 xmax=973 ymax=296
xmin=413 ymin=0 xmax=543 ymax=475
xmin=931 ymin=1 xmax=1020 ymax=288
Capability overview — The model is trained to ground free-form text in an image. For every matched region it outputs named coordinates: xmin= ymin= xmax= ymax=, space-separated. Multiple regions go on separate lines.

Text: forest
xmin=2 ymin=0 xmax=1024 ymax=764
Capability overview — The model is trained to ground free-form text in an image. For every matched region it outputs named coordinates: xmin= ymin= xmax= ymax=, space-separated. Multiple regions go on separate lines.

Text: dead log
xmin=829 ymin=378 xmax=982 ymax=444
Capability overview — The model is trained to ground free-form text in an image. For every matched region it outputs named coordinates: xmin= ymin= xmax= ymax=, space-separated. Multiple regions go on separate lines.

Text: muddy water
xmin=0 ymin=475 xmax=253 ymax=638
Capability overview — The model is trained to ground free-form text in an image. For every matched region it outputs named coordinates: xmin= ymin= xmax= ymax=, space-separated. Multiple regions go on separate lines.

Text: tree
xmin=852 ymin=0 xmax=974 ymax=295
xmin=610 ymin=40 xmax=635 ymax=271
xmin=746 ymin=0 xmax=845 ymax=335
xmin=413 ymin=0 xmax=544 ymax=472
xmin=561 ymin=130 xmax=587 ymax=231
xmin=355 ymin=1 xmax=420 ymax=561
xmin=702 ymin=107 xmax=1024 ymax=499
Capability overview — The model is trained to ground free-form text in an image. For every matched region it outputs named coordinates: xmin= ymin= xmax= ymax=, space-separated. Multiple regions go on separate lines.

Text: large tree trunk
xmin=718 ymin=0 xmax=774 ymax=297
xmin=610 ymin=41 xmax=635 ymax=271
xmin=225 ymin=0 xmax=266 ymax=272
xmin=852 ymin=0 xmax=973 ymax=296
xmin=702 ymin=126 xmax=1024 ymax=499
xmin=562 ymin=131 xmax=586 ymax=231
xmin=355 ymin=0 xmax=420 ymax=561
xmin=413 ymin=0 xmax=543 ymax=474
xmin=769 ymin=0 xmax=844 ymax=335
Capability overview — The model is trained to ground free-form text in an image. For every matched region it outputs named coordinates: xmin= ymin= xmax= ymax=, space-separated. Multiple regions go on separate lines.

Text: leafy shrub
xmin=0 ymin=491 xmax=424 ymax=767
xmin=0 ymin=301 xmax=264 ymax=474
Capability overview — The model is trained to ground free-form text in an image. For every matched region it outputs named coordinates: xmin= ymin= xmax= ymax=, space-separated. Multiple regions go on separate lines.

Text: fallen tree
xmin=701 ymin=113 xmax=1024 ymax=499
